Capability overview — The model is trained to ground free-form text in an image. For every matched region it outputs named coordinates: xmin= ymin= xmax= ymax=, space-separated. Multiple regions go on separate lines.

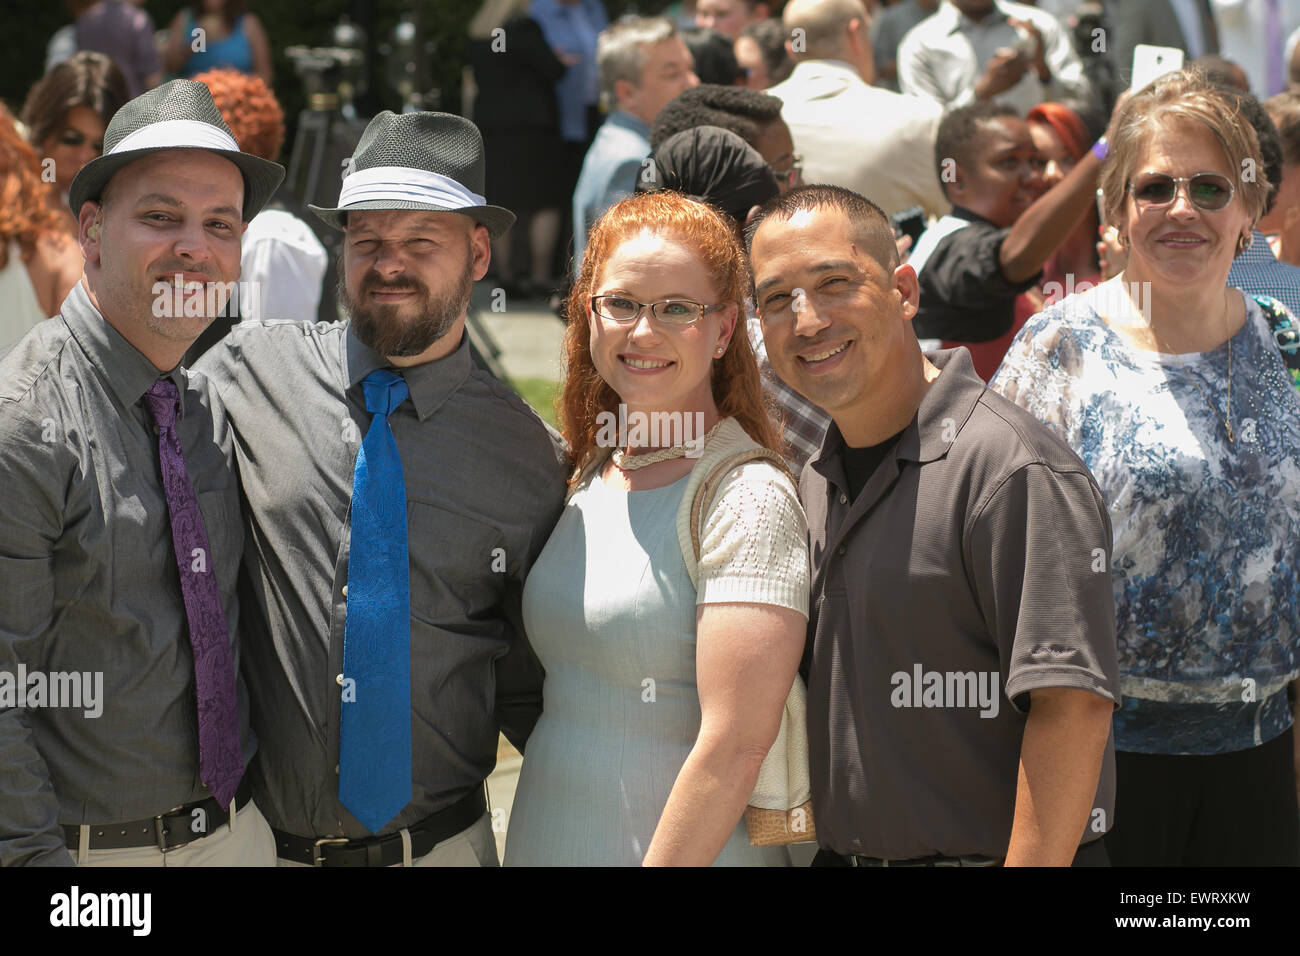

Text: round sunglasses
xmin=1127 ymin=172 xmax=1236 ymax=211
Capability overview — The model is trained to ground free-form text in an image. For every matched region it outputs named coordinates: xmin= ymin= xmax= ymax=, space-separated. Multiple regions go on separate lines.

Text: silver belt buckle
xmin=312 ymin=836 xmax=350 ymax=866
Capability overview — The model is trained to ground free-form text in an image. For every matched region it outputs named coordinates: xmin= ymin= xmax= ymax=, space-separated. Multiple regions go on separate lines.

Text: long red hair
xmin=0 ymin=105 xmax=74 ymax=271
xmin=560 ymin=191 xmax=779 ymax=481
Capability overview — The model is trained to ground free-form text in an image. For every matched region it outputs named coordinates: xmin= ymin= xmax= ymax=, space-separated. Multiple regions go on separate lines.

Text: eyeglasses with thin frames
xmin=590 ymin=295 xmax=726 ymax=326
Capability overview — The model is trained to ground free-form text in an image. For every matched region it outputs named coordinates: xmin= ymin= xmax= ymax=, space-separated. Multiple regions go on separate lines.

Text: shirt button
xmin=335 ymin=673 xmax=344 ymax=685
xmin=341 ymin=584 xmax=348 ymax=598
xmin=335 ymin=765 xmax=340 ymax=775
xmin=838 ymin=493 xmax=848 ymax=505
xmin=836 ymin=545 xmax=846 ymax=556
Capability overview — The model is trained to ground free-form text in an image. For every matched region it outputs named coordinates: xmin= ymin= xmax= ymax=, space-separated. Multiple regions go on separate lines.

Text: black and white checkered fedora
xmin=309 ymin=111 xmax=515 ymax=238
xmin=68 ymin=79 xmax=284 ymax=221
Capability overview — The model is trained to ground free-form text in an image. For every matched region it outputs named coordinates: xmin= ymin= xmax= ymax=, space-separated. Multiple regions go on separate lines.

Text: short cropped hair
xmin=1100 ymin=67 xmax=1269 ymax=232
xmin=744 ymin=183 xmax=898 ymax=273
xmin=933 ymin=101 xmax=1019 ymax=197
xmin=598 ymin=16 xmax=677 ymax=109
xmin=1265 ymin=90 xmax=1300 ymax=167
xmin=650 ymin=83 xmax=784 ymax=148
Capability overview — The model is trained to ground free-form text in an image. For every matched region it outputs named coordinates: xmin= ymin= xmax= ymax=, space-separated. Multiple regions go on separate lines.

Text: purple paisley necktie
xmin=142 ymin=378 xmax=243 ymax=809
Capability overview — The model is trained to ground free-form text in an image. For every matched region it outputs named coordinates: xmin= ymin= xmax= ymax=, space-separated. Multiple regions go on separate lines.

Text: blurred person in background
xmin=651 ymin=84 xmax=802 ymax=193
xmin=0 ymin=106 xmax=83 ymax=348
xmin=1263 ymin=90 xmax=1300 ymax=267
xmin=910 ymin=100 xmax=1105 ymax=380
xmin=166 ymin=0 xmax=273 ymax=88
xmin=182 ymin=68 xmax=327 ymax=365
xmin=1212 ymin=0 xmax=1300 ymax=98
xmin=992 ymin=70 xmax=1300 ymax=865
xmin=532 ymin=0 xmax=610 ymax=278
xmin=50 ymin=0 xmax=160 ymax=97
xmin=735 ymin=18 xmax=794 ymax=89
xmin=1027 ymin=99 xmax=1102 ymax=296
xmin=572 ymin=16 xmax=698 ymax=269
xmin=872 ymin=0 xmax=939 ymax=91
xmin=681 ymin=26 xmax=747 ymax=84
xmin=470 ymin=0 xmax=568 ymax=301
xmin=696 ymin=0 xmax=772 ymax=39
xmin=772 ymin=0 xmax=949 ymax=219
xmin=1109 ymin=0 xmax=1220 ymax=88
xmin=899 ymin=0 xmax=1092 ymax=116
xmin=20 ymin=51 xmax=129 ymax=234
xmin=1225 ymin=87 xmax=1300 ymax=320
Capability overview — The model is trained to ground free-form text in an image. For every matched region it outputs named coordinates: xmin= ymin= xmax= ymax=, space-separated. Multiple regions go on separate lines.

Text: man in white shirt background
xmin=898 ymin=0 xmax=1093 ymax=116
xmin=770 ymin=0 xmax=949 ymax=220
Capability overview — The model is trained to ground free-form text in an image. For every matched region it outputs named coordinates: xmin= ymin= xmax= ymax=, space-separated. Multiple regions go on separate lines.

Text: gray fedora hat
xmin=309 ymin=111 xmax=515 ymax=238
xmin=68 ymin=79 xmax=285 ymax=221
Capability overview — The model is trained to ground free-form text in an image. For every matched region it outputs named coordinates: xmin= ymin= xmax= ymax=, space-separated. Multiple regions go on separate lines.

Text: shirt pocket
xmin=405 ymin=500 xmax=508 ymax=628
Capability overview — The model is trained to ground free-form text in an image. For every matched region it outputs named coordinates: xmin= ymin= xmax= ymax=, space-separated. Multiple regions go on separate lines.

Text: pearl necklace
xmin=611 ymin=421 xmax=726 ymax=470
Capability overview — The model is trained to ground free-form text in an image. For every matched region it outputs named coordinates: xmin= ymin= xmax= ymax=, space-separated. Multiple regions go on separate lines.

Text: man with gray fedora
xmin=195 ymin=110 xmax=568 ymax=866
xmin=0 ymin=79 xmax=284 ymax=865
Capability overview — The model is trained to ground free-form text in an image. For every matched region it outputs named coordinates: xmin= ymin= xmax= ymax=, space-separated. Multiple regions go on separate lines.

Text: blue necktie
xmin=339 ymin=369 xmax=412 ymax=833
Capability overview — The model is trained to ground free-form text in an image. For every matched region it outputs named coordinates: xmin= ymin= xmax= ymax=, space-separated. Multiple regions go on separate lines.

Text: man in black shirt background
xmin=909 ymin=101 xmax=1105 ymax=378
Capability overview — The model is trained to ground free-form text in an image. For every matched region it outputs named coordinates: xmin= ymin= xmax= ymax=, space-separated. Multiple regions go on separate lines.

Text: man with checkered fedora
xmin=0 ymin=79 xmax=284 ymax=865
xmin=195 ymin=110 xmax=568 ymax=866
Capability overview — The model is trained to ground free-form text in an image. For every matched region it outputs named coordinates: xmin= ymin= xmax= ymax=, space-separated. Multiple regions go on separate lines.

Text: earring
xmin=715 ymin=346 xmax=725 ymax=356
xmin=1237 ymin=233 xmax=1253 ymax=254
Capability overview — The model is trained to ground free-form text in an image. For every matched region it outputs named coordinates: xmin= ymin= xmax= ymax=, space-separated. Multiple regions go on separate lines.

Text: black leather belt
xmin=274 ymin=788 xmax=486 ymax=867
xmin=848 ymin=852 xmax=1002 ymax=867
xmin=63 ymin=777 xmax=254 ymax=853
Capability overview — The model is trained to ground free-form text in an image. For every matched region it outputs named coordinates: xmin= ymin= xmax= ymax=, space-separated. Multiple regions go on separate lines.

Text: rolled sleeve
xmin=918 ymin=224 xmax=1040 ymax=341
xmin=967 ymin=461 xmax=1121 ymax=715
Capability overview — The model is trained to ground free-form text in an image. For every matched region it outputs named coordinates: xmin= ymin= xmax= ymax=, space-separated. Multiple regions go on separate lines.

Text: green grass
xmin=512 ymin=377 xmax=561 ymax=429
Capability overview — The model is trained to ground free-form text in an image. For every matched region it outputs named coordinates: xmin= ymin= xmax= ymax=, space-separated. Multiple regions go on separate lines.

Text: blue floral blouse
xmin=991 ymin=284 xmax=1300 ymax=755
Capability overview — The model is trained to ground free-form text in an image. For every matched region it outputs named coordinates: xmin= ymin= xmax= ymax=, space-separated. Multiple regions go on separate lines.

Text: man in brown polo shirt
xmin=746 ymin=184 xmax=1121 ymax=866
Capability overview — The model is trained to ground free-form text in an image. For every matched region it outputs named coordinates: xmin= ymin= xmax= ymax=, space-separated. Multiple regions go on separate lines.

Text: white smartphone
xmin=1130 ymin=44 xmax=1185 ymax=93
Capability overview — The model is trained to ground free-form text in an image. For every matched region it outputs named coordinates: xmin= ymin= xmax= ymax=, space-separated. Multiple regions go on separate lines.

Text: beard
xmin=340 ymin=253 xmax=475 ymax=357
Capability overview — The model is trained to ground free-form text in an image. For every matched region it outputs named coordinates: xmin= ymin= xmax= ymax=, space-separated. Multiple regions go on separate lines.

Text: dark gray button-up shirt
xmin=802 ymin=347 xmax=1121 ymax=860
xmin=196 ymin=321 xmax=568 ymax=839
xmin=0 ymin=282 xmax=253 ymax=867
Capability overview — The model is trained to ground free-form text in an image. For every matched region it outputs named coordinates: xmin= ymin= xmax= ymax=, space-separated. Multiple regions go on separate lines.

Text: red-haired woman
xmin=504 ymin=191 xmax=808 ymax=866
xmin=0 ymin=105 xmax=83 ymax=349
xmin=1027 ymin=101 xmax=1103 ymax=300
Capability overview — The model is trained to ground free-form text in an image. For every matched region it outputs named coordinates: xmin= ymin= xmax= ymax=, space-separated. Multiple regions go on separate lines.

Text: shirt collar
xmin=809 ymin=346 xmax=986 ymax=478
xmin=60 ymin=280 xmax=190 ymax=414
xmin=344 ymin=323 xmax=472 ymax=422
xmin=608 ymin=110 xmax=651 ymax=138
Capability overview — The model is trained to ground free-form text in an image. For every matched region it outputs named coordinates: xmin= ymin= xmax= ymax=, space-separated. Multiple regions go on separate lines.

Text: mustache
xmin=155 ymin=264 xmax=217 ymax=280
xmin=362 ymin=276 xmax=428 ymax=295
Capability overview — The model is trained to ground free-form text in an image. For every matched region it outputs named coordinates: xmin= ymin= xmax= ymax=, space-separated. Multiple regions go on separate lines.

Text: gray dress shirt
xmin=0 ymin=282 xmax=253 ymax=867
xmin=195 ymin=320 xmax=568 ymax=839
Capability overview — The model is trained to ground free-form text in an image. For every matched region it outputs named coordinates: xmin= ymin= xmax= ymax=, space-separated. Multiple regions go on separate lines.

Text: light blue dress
xmin=504 ymin=471 xmax=792 ymax=866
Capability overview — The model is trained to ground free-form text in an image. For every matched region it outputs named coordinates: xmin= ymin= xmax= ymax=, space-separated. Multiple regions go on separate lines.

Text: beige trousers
xmin=277 ymin=812 xmax=499 ymax=868
xmin=73 ymin=798 xmax=277 ymax=866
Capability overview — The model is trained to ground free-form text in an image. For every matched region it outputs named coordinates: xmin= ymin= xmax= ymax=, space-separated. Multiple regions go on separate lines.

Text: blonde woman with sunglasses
xmin=992 ymin=68 xmax=1300 ymax=867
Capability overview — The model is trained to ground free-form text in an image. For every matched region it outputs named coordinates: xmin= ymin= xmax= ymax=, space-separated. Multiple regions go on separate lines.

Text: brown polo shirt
xmin=802 ymin=347 xmax=1121 ymax=861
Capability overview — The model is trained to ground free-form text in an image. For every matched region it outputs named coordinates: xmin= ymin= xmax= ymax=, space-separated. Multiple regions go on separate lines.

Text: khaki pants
xmin=74 ymin=799 xmax=277 ymax=866
xmin=277 ymin=812 xmax=499 ymax=868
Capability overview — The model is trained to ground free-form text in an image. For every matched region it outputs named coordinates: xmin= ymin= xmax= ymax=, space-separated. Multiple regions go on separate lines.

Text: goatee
xmin=341 ymin=259 xmax=474 ymax=357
